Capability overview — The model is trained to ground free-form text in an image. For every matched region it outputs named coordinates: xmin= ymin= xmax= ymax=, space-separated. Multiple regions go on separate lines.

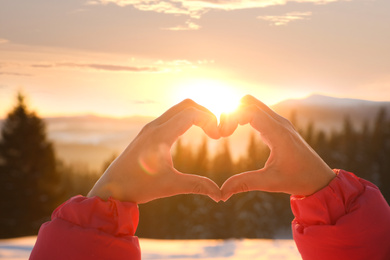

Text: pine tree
xmin=193 ymin=137 xmax=209 ymax=175
xmin=370 ymin=108 xmax=390 ymax=202
xmin=244 ymin=131 xmax=269 ymax=171
xmin=211 ymin=139 xmax=234 ymax=187
xmin=304 ymin=121 xmax=315 ymax=147
xmin=172 ymin=138 xmax=194 ymax=173
xmin=341 ymin=116 xmax=359 ymax=173
xmin=0 ymin=93 xmax=60 ymax=238
xmin=354 ymin=120 xmax=371 ymax=181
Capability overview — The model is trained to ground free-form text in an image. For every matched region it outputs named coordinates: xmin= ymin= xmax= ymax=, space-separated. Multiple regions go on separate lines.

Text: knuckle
xmin=184 ymin=106 xmax=198 ymax=114
xmin=141 ymin=122 xmax=158 ymax=135
xmin=139 ymin=122 xmax=153 ymax=136
xmin=181 ymin=98 xmax=196 ymax=107
xmin=182 ymin=107 xmax=200 ymax=120
xmin=241 ymin=95 xmax=255 ymax=104
xmin=240 ymin=182 xmax=249 ymax=193
xmin=138 ymin=123 xmax=163 ymax=144
xmin=279 ymin=116 xmax=294 ymax=128
xmin=247 ymin=104 xmax=260 ymax=114
xmin=192 ymin=182 xmax=203 ymax=194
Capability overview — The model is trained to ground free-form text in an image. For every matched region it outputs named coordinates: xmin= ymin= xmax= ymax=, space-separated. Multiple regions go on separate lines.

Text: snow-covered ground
xmin=0 ymin=236 xmax=301 ymax=260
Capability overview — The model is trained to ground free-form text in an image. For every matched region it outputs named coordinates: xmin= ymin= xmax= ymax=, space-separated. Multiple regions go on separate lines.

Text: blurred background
xmin=1 ymin=0 xmax=389 ymax=242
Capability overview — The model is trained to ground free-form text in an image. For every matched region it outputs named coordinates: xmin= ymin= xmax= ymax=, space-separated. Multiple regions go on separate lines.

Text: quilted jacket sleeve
xmin=29 ymin=195 xmax=141 ymax=260
xmin=291 ymin=169 xmax=390 ymax=260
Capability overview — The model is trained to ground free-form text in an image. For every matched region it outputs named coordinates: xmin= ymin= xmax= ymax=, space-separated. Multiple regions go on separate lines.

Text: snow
xmin=0 ymin=237 xmax=35 ymax=260
xmin=0 ymin=237 xmax=302 ymax=260
xmin=140 ymin=239 xmax=301 ymax=260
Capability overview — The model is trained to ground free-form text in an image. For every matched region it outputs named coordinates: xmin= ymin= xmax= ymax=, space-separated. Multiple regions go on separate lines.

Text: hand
xmin=88 ymin=99 xmax=221 ymax=204
xmin=220 ymin=95 xmax=336 ymax=201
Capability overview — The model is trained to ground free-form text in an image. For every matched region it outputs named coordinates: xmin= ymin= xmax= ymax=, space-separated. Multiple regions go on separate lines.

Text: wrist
xmin=88 ymin=180 xmax=119 ymax=201
xmin=316 ymin=168 xmax=337 ymax=193
xmin=304 ymin=167 xmax=337 ymax=196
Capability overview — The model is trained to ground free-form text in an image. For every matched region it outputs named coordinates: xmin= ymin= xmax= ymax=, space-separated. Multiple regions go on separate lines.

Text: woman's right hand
xmin=220 ymin=95 xmax=336 ymax=201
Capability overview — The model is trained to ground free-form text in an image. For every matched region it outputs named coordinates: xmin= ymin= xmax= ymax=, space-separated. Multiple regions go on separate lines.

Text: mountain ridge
xmin=272 ymin=94 xmax=390 ymax=132
xmin=274 ymin=94 xmax=390 ymax=107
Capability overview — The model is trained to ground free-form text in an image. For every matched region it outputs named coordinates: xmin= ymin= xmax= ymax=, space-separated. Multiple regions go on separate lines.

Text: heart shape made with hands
xmin=123 ymin=99 xmax=266 ymax=204
xmin=172 ymin=112 xmax=255 ymax=174
xmin=160 ymin=96 xmax=335 ymax=203
xmin=175 ymin=108 xmax=267 ymax=202
xmin=91 ymin=96 xmax=335 ymax=204
xmin=140 ymin=105 xmax=257 ymax=203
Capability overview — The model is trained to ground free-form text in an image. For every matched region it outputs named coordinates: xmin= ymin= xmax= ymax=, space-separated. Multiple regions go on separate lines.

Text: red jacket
xmin=30 ymin=170 xmax=390 ymax=259
xmin=291 ymin=169 xmax=390 ymax=259
xmin=29 ymin=195 xmax=141 ymax=259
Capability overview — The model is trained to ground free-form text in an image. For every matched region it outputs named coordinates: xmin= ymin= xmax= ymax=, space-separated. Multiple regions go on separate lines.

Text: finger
xmin=220 ymin=170 xmax=275 ymax=201
xmin=240 ymin=95 xmax=286 ymax=123
xmin=152 ymin=99 xmax=216 ymax=126
xmin=235 ymin=105 xmax=280 ymax=139
xmin=161 ymin=107 xmax=220 ymax=145
xmin=219 ymin=112 xmax=239 ymax=137
xmin=172 ymin=173 xmax=222 ymax=202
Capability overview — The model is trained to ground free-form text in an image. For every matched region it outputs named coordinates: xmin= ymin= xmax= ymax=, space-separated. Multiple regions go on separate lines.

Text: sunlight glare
xmin=175 ymin=79 xmax=241 ymax=121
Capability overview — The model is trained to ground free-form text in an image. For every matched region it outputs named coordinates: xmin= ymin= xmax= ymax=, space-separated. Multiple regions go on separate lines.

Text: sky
xmin=1 ymin=0 xmax=389 ymax=118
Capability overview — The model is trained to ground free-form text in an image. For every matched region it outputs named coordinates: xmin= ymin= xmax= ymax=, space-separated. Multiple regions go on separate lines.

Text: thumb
xmin=172 ymin=173 xmax=222 ymax=202
xmin=221 ymin=170 xmax=271 ymax=201
xmin=219 ymin=112 xmax=238 ymax=137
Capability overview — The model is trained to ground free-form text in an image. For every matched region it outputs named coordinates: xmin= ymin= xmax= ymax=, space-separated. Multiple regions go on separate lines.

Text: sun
xmin=175 ymin=79 xmax=241 ymax=121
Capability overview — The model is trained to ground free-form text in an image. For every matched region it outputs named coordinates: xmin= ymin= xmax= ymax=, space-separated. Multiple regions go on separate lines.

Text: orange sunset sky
xmin=1 ymin=0 xmax=389 ymax=119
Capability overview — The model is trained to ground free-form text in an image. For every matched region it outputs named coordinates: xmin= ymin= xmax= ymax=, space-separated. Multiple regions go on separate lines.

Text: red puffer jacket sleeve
xmin=29 ymin=195 xmax=141 ymax=260
xmin=291 ymin=169 xmax=390 ymax=260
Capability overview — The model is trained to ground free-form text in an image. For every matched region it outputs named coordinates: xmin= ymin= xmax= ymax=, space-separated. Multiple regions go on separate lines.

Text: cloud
xmin=90 ymin=0 xmax=199 ymax=17
xmin=171 ymin=60 xmax=193 ymax=66
xmin=163 ymin=20 xmax=201 ymax=31
xmin=0 ymin=38 xmax=9 ymax=44
xmin=31 ymin=64 xmax=54 ymax=68
xmin=0 ymin=72 xmax=32 ymax=77
xmin=153 ymin=59 xmax=203 ymax=72
xmin=258 ymin=12 xmax=312 ymax=26
xmin=31 ymin=62 xmax=162 ymax=72
xmin=91 ymin=0 xmax=345 ymax=20
xmin=86 ymin=1 xmax=100 ymax=5
xmin=197 ymin=59 xmax=215 ymax=65
xmin=155 ymin=59 xmax=194 ymax=66
xmin=130 ymin=99 xmax=158 ymax=104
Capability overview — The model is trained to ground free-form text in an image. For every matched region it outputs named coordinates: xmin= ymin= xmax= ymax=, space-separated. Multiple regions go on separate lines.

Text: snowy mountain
xmin=272 ymin=94 xmax=390 ymax=132
xmin=278 ymin=94 xmax=388 ymax=107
